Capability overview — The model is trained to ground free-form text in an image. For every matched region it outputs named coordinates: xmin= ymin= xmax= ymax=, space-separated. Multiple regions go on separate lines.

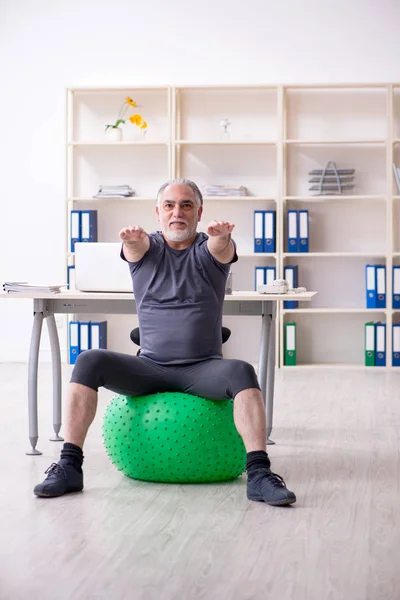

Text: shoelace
xmin=44 ymin=463 xmax=65 ymax=478
xmin=264 ymin=471 xmax=287 ymax=488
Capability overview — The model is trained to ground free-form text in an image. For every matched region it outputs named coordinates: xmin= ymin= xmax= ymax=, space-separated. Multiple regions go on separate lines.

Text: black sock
xmin=60 ymin=442 xmax=84 ymax=472
xmin=246 ymin=450 xmax=271 ymax=473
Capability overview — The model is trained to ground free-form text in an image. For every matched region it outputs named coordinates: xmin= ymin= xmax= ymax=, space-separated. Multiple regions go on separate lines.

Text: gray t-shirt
xmin=121 ymin=231 xmax=238 ymax=365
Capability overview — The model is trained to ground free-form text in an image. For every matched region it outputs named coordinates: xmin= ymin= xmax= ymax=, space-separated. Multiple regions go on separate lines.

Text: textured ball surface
xmin=102 ymin=392 xmax=246 ymax=483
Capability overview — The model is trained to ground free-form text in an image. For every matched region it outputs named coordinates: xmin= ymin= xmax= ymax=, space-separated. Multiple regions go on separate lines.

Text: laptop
xmin=74 ymin=243 xmax=133 ymax=292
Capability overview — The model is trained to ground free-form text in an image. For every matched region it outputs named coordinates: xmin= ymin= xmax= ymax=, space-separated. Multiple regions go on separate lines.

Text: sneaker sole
xmin=248 ymin=494 xmax=296 ymax=506
xmin=34 ymin=488 xmax=83 ymax=498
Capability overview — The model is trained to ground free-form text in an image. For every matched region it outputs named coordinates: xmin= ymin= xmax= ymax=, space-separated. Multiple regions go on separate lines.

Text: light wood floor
xmin=0 ymin=363 xmax=399 ymax=600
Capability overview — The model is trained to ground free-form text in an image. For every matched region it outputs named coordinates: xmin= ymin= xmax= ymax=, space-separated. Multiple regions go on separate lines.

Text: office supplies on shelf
xmin=284 ymin=266 xmax=299 ymax=309
xmin=393 ymin=324 xmax=400 ymax=366
xmin=298 ymin=210 xmax=309 ymax=253
xmin=392 ymin=164 xmax=400 ymax=194
xmin=90 ymin=321 xmax=108 ymax=349
xmin=376 ymin=265 xmax=386 ymax=309
xmin=287 ymin=210 xmax=298 ymax=252
xmin=365 ymin=264 xmax=386 ymax=309
xmin=375 ymin=322 xmax=386 ymax=366
xmin=393 ymin=266 xmax=400 ymax=309
xmin=308 ymin=161 xmax=355 ymax=195
xmin=79 ymin=322 xmax=91 ymax=353
xmin=93 ymin=185 xmax=135 ymax=198
xmin=263 ymin=210 xmax=276 ymax=253
xmin=203 ymin=185 xmax=248 ymax=197
xmin=364 ymin=322 xmax=376 ymax=367
xmin=254 ymin=211 xmax=264 ymax=252
xmin=67 ymin=266 xmax=76 ymax=290
xmin=70 ymin=210 xmax=80 ymax=252
xmin=285 ymin=322 xmax=296 ymax=366
xmin=68 ymin=321 xmax=80 ymax=365
xmin=80 ymin=210 xmax=98 ymax=243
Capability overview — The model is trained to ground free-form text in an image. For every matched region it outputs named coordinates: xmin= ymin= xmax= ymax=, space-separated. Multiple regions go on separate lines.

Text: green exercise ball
xmin=102 ymin=392 xmax=246 ymax=483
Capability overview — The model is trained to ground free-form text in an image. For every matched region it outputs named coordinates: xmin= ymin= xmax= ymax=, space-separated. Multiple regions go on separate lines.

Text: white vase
xmin=105 ymin=127 xmax=122 ymax=142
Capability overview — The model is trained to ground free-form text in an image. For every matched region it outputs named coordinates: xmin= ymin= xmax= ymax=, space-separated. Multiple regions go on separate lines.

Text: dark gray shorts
xmin=70 ymin=349 xmax=260 ymax=400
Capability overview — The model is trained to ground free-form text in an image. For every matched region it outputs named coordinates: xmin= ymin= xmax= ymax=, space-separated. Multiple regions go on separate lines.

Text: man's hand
xmin=206 ymin=221 xmax=235 ymax=238
xmin=119 ymin=226 xmax=148 ymax=245
xmin=120 ymin=226 xmax=150 ymax=263
xmin=206 ymin=221 xmax=236 ymax=264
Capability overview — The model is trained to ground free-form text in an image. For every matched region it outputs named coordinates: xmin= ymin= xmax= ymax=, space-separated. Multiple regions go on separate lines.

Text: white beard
xmin=164 ymin=222 xmax=197 ymax=242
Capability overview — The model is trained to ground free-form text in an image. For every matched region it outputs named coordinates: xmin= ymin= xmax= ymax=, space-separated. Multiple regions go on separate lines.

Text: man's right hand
xmin=120 ymin=226 xmax=150 ymax=263
xmin=119 ymin=226 xmax=148 ymax=244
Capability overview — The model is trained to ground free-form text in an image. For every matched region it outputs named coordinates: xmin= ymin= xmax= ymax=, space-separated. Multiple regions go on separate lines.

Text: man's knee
xmin=74 ymin=349 xmax=108 ymax=370
xmin=226 ymin=360 xmax=260 ymax=396
xmin=71 ymin=349 xmax=109 ymax=390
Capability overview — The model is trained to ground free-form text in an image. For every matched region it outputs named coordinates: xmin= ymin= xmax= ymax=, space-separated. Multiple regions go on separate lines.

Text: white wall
xmin=1 ymin=0 xmax=400 ymax=361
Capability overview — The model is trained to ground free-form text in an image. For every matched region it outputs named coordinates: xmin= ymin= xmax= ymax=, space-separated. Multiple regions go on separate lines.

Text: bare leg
xmin=233 ymin=387 xmax=266 ymax=452
xmin=235 ymin=388 xmax=296 ymax=506
xmin=64 ymin=383 xmax=98 ymax=448
xmin=33 ymin=382 xmax=95 ymax=497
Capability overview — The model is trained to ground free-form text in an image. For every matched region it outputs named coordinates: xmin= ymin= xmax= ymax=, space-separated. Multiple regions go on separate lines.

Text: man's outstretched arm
xmin=120 ymin=226 xmax=150 ymax=262
xmin=206 ymin=220 xmax=235 ymax=264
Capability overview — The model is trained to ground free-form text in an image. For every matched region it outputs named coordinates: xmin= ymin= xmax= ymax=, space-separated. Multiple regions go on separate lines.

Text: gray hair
xmin=156 ymin=178 xmax=203 ymax=207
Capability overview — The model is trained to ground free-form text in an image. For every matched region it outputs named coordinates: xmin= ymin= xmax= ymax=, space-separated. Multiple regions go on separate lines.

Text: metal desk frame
xmin=2 ymin=290 xmax=314 ymax=454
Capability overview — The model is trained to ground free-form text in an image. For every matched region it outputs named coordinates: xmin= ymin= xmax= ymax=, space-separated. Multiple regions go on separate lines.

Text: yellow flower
xmin=140 ymin=121 xmax=148 ymax=129
xmin=129 ymin=114 xmax=143 ymax=126
xmin=126 ymin=97 xmax=137 ymax=107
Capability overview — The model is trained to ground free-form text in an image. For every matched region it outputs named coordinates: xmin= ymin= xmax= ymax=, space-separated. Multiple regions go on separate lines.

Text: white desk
xmin=0 ymin=290 xmax=316 ymax=454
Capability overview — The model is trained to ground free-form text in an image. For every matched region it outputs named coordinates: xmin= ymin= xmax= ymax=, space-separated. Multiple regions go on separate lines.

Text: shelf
xmin=285 ymin=195 xmax=385 ymax=201
xmin=284 ymin=83 xmax=389 ymax=89
xmin=284 ymin=139 xmax=386 ymax=145
xmin=282 ymin=308 xmax=386 ymax=314
xmin=65 ymin=83 xmax=400 ymax=369
xmin=175 ymin=140 xmax=276 ymax=146
xmin=283 ymin=252 xmax=386 ymax=258
xmin=203 ymin=196 xmax=276 ymax=202
xmin=176 ymin=84 xmax=277 ymax=91
xmin=281 ymin=363 xmax=384 ymax=370
xmin=69 ymin=196 xmax=276 ymax=203
xmin=238 ymin=253 xmax=277 ymax=258
xmin=68 ymin=141 xmax=168 ymax=147
xmin=68 ymin=197 xmax=155 ymax=202
xmin=70 ymin=86 xmax=169 ymax=92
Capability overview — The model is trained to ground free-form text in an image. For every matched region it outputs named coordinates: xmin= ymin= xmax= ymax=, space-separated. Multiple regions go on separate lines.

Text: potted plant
xmin=105 ymin=96 xmax=148 ymax=141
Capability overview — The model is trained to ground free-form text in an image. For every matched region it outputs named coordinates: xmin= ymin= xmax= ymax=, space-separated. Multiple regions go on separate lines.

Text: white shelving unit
xmin=65 ymin=84 xmax=400 ymax=368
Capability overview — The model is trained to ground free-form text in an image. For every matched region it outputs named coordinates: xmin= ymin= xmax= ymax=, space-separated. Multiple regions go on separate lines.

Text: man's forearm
xmin=207 ymin=235 xmax=235 ymax=263
xmin=122 ymin=236 xmax=150 ymax=263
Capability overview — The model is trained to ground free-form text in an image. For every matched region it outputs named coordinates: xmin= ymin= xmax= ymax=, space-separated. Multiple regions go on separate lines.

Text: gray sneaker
xmin=247 ymin=468 xmax=296 ymax=506
xmin=34 ymin=462 xmax=84 ymax=498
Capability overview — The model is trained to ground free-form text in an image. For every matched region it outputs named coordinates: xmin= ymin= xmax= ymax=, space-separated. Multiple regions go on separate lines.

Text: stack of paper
xmin=203 ymin=185 xmax=248 ymax=197
xmin=2 ymin=282 xmax=67 ymax=294
xmin=93 ymin=185 xmax=135 ymax=198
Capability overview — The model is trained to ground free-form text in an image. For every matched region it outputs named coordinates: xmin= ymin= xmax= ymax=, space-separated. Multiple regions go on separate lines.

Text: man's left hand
xmin=207 ymin=221 xmax=235 ymax=237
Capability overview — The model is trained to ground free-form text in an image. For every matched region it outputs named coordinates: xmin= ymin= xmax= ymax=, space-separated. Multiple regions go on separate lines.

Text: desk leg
xmin=258 ymin=302 xmax=273 ymax=445
xmin=27 ymin=311 xmax=43 ymax=455
xmin=46 ymin=315 xmax=64 ymax=442
xmin=265 ymin=302 xmax=277 ymax=445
